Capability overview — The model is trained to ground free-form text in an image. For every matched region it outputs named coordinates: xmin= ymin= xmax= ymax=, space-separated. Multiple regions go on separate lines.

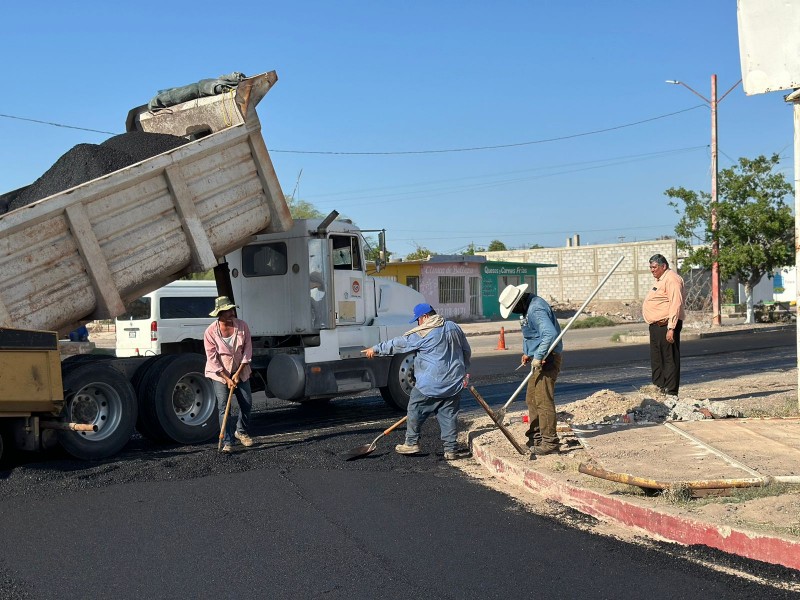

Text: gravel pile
xmin=557 ymin=388 xmax=744 ymax=427
xmin=4 ymin=132 xmax=188 ymax=214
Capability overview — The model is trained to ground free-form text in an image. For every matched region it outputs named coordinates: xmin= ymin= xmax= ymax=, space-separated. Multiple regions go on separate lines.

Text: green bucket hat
xmin=209 ymin=296 xmax=239 ymax=317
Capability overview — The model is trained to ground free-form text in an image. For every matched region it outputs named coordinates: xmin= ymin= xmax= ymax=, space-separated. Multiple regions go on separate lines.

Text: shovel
xmin=344 ymin=415 xmax=408 ymax=460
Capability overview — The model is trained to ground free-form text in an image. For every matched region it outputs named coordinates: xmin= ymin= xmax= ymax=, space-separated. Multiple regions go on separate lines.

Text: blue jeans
xmin=212 ymin=379 xmax=253 ymax=445
xmin=406 ymin=387 xmax=460 ymax=453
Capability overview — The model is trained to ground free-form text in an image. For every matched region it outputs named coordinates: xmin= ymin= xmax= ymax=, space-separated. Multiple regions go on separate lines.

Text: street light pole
xmin=710 ymin=75 xmax=720 ymax=326
xmin=666 ymin=75 xmax=741 ymax=326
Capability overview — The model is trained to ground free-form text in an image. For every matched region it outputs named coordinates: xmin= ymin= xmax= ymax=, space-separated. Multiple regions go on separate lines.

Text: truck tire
xmin=58 ymin=362 xmax=138 ymax=460
xmin=140 ymin=354 xmax=218 ymax=444
xmin=379 ymin=352 xmax=415 ymax=411
xmin=131 ymin=356 xmax=165 ymax=440
xmin=62 ymin=354 xmax=115 ymax=366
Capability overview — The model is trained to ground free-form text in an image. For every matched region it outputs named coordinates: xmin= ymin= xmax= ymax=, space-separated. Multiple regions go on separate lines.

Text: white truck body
xmin=222 ymin=218 xmax=425 ymax=407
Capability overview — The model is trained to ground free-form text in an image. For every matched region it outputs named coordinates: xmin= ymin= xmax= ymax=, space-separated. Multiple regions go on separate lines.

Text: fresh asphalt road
xmin=0 ymin=330 xmax=798 ymax=599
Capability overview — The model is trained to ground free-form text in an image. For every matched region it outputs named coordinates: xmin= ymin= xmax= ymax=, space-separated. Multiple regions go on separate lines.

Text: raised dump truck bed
xmin=0 ymin=71 xmax=292 ymax=334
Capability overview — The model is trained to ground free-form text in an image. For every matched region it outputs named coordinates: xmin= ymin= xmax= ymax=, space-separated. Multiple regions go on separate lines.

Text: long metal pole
xmin=794 ymin=100 xmax=800 ymax=412
xmin=710 ymin=74 xmax=721 ymax=326
xmin=497 ymin=255 xmax=625 ymax=415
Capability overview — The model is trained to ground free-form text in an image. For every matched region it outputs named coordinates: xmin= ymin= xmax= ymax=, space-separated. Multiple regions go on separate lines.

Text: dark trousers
xmin=524 ymin=352 xmax=562 ymax=448
xmin=649 ymin=320 xmax=681 ymax=395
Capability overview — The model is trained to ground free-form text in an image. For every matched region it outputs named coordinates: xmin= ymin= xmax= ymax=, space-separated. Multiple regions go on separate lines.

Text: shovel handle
xmin=383 ymin=415 xmax=408 ymax=436
xmin=217 ymin=384 xmax=237 ymax=450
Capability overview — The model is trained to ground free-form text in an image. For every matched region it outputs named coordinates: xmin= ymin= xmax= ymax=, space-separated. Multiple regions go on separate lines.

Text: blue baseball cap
xmin=409 ymin=303 xmax=434 ymax=323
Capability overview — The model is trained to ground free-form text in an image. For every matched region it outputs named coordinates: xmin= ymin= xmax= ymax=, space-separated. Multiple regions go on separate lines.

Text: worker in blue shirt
xmin=363 ymin=303 xmax=471 ymax=460
xmin=499 ymin=284 xmax=563 ymax=455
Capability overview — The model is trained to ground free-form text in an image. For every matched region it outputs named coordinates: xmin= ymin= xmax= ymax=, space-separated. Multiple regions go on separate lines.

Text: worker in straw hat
xmin=498 ymin=284 xmax=563 ymax=455
xmin=204 ymin=296 xmax=255 ymax=453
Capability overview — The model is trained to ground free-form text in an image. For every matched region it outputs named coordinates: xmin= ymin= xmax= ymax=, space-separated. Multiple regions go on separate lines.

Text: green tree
xmin=364 ymin=244 xmax=392 ymax=264
xmin=666 ymin=154 xmax=794 ymax=323
xmin=406 ymin=245 xmax=434 ymax=261
xmin=487 ymin=239 xmax=507 ymax=252
xmin=462 ymin=242 xmax=486 ymax=255
xmin=286 ymin=195 xmax=325 ymax=219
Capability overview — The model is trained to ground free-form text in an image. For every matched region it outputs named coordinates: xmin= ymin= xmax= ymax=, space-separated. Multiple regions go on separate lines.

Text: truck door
xmin=331 ymin=234 xmax=366 ymax=325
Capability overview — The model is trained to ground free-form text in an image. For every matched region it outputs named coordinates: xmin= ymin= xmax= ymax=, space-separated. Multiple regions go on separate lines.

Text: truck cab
xmin=224 ymin=217 xmax=424 ymax=408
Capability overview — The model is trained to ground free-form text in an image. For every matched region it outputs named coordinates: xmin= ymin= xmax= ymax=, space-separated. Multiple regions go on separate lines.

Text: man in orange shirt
xmin=642 ymin=254 xmax=685 ymax=397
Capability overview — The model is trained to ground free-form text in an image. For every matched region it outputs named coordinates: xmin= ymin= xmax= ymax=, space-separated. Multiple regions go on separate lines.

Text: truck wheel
xmin=141 ymin=354 xmax=218 ymax=444
xmin=62 ymin=354 xmax=114 ymax=366
xmin=58 ymin=362 xmax=138 ymax=460
xmin=379 ymin=352 xmax=415 ymax=411
xmin=131 ymin=356 xmax=166 ymax=440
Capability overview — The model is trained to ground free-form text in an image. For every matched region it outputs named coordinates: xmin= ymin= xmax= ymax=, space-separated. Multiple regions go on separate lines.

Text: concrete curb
xmin=616 ymin=323 xmax=794 ymax=344
xmin=470 ymin=436 xmax=800 ymax=571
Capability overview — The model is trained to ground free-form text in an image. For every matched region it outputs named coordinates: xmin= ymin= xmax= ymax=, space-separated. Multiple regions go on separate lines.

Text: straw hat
xmin=209 ymin=296 xmax=239 ymax=317
xmin=498 ymin=284 xmax=529 ymax=319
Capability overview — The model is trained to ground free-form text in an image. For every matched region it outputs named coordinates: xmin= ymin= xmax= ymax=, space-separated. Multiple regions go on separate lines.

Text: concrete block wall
xmin=479 ymin=239 xmax=678 ymax=304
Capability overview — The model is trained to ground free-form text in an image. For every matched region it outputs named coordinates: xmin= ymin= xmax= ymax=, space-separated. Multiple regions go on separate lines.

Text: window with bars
xmin=438 ymin=276 xmax=465 ymax=303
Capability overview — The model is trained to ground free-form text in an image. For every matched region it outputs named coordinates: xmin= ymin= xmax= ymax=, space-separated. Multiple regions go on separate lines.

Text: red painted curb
xmin=472 ymin=441 xmax=800 ymax=571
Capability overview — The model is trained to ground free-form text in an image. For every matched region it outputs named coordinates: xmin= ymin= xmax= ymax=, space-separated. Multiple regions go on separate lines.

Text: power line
xmin=0 ymin=113 xmax=117 ymax=136
xmin=309 ymin=145 xmax=707 ymax=199
xmin=0 ymin=104 xmax=705 ymax=155
xmin=269 ymin=105 xmax=706 ymax=155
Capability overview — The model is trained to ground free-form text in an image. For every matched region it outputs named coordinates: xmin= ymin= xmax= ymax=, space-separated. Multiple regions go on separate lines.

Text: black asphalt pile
xmin=5 ymin=132 xmax=188 ymax=214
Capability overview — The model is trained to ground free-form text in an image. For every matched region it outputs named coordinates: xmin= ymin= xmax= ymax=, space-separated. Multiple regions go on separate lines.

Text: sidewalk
xmin=467 ymin=418 xmax=800 ymax=571
xmin=461 ymin=317 xmax=800 ymax=572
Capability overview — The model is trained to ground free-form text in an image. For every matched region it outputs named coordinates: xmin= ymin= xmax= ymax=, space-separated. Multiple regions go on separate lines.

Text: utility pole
xmin=667 ymin=75 xmax=741 ymax=325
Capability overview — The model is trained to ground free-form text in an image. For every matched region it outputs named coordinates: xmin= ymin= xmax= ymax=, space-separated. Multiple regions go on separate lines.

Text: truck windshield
xmin=331 ymin=235 xmax=362 ymax=271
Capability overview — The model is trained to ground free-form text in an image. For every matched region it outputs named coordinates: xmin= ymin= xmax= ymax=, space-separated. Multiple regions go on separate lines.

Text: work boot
xmin=531 ymin=444 xmax=559 ymax=456
xmin=235 ymin=431 xmax=254 ymax=447
xmin=444 ymin=448 xmax=472 ymax=461
xmin=395 ymin=443 xmax=421 ymax=455
xmin=221 ymin=443 xmax=233 ymax=453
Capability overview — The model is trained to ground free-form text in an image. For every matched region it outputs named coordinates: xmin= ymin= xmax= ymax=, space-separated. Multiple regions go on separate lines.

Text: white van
xmin=115 ymin=280 xmax=218 ymax=357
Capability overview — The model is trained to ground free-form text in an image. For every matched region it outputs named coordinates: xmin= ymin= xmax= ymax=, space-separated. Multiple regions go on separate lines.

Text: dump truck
xmin=0 ymin=70 xmax=425 ymax=463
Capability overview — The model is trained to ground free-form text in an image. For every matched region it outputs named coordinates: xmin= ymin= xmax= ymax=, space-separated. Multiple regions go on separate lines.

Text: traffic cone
xmin=496 ymin=327 xmax=507 ymax=350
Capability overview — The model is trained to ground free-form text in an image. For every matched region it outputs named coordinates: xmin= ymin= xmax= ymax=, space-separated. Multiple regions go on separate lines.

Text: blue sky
xmin=0 ymin=1 xmax=792 ymax=257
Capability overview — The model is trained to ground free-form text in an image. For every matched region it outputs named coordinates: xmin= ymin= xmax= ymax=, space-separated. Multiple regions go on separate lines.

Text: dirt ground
xmin=462 ymin=365 xmax=800 ymax=546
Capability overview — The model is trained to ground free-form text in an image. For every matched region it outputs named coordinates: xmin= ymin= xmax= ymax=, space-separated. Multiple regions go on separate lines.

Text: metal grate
xmin=439 ymin=276 xmax=465 ymax=304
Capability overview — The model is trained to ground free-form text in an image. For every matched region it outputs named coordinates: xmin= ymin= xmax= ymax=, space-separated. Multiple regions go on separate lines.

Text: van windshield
xmin=118 ymin=297 xmax=151 ymax=320
xmin=160 ymin=296 xmax=217 ymax=319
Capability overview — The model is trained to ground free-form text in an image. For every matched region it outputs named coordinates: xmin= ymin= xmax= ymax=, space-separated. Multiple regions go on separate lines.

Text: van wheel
xmin=141 ymin=354 xmax=218 ymax=444
xmin=379 ymin=352 xmax=414 ymax=411
xmin=58 ymin=363 xmax=138 ymax=460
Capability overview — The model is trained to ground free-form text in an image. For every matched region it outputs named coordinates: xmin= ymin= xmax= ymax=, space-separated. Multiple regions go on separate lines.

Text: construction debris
xmin=557 ymin=388 xmax=745 ymax=427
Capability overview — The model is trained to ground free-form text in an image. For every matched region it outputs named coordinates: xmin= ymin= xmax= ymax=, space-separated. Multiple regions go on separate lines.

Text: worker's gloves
xmin=531 ymin=358 xmax=543 ymax=370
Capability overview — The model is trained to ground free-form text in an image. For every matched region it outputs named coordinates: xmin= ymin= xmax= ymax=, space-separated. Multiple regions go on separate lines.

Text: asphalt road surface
xmin=0 ymin=330 xmax=798 ymax=599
